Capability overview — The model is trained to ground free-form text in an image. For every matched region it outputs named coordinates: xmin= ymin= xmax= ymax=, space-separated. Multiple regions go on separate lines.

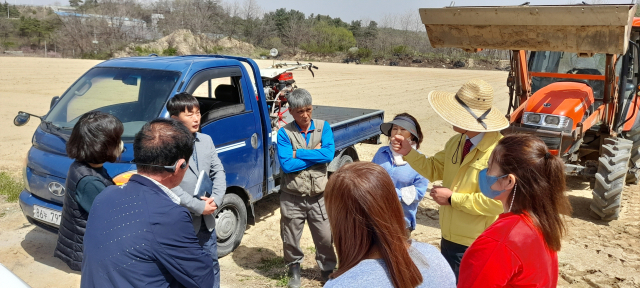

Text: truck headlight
xmin=113 ymin=170 xmax=137 ymax=186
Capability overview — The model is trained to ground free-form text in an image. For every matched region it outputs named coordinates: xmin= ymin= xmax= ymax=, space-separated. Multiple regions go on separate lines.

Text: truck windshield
xmin=45 ymin=67 xmax=180 ymax=139
xmin=529 ymin=52 xmax=611 ymax=99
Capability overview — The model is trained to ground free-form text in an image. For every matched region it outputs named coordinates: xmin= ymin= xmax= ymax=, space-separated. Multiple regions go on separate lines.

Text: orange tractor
xmin=420 ymin=4 xmax=640 ymax=220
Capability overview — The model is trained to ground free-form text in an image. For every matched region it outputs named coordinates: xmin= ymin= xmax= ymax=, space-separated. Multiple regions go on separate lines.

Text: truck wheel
xmin=215 ymin=193 xmax=247 ymax=257
xmin=590 ymin=138 xmax=633 ymax=221
xmin=624 ymin=127 xmax=640 ymax=184
xmin=336 ymin=154 xmax=353 ymax=168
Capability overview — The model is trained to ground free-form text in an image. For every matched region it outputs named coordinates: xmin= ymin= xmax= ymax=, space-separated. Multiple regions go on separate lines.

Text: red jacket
xmin=458 ymin=212 xmax=558 ymax=288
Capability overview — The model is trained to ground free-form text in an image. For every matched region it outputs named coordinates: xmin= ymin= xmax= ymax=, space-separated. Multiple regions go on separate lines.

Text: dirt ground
xmin=0 ymin=56 xmax=639 ymax=288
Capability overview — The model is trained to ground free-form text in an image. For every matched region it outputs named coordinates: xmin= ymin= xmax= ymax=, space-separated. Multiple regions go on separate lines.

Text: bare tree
xmin=222 ymin=0 xmax=242 ymax=37
xmin=283 ymin=15 xmax=309 ymax=53
xmin=154 ymin=0 xmax=226 ymax=35
xmin=56 ymin=0 xmax=151 ymax=56
xmin=241 ymin=0 xmax=260 ymax=20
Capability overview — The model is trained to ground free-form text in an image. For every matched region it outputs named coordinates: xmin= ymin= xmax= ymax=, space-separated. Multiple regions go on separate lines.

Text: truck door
xmin=185 ymin=67 xmax=264 ymax=195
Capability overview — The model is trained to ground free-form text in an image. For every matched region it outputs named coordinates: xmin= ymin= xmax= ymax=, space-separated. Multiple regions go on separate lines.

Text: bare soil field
xmin=0 ymin=57 xmax=639 ymax=288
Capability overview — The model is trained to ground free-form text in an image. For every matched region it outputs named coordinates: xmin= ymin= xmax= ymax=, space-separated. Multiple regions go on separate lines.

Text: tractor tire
xmin=624 ymin=127 xmax=640 ymax=184
xmin=590 ymin=138 xmax=633 ymax=221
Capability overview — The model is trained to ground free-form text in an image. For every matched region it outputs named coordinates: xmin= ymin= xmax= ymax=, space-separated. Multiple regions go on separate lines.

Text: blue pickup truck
xmin=13 ymin=55 xmax=384 ymax=256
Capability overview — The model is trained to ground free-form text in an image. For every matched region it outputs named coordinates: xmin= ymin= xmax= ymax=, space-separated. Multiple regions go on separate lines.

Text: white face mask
xmin=389 ymin=141 xmax=416 ymax=166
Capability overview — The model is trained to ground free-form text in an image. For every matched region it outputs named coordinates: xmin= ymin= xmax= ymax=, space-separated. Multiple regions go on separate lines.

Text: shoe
xmin=320 ymin=269 xmax=333 ymax=283
xmin=288 ymin=263 xmax=301 ymax=288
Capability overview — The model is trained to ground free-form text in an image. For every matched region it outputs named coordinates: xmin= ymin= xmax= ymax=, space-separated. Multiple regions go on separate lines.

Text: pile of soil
xmin=114 ymin=30 xmax=257 ymax=58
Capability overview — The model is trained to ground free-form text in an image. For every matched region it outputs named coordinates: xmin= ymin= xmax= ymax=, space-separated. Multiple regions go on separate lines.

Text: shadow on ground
xmin=250 ymin=192 xmax=280 ymax=226
xmin=20 ymin=226 xmax=80 ymax=275
xmin=416 ymin=205 xmax=440 ymax=229
xmin=230 ymin=245 xmax=324 ymax=287
xmin=567 ymin=194 xmax=611 ymax=226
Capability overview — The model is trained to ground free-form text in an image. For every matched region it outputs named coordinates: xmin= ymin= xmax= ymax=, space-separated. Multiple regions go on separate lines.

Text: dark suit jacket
xmin=81 ymin=175 xmax=214 ymax=288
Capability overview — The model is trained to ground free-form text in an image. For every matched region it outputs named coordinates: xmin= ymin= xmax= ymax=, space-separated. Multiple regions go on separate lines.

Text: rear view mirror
xmin=50 ymin=96 xmax=59 ymax=109
xmin=14 ymin=112 xmax=30 ymax=126
xmin=122 ymin=76 xmax=138 ymax=86
xmin=73 ymin=80 xmax=92 ymax=96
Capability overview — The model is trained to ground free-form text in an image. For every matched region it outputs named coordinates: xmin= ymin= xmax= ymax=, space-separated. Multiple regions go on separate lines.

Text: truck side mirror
xmin=14 ymin=112 xmax=30 ymax=126
xmin=50 ymin=96 xmax=59 ymax=109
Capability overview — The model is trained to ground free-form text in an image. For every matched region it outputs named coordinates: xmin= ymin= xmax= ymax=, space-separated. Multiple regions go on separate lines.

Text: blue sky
xmin=9 ymin=0 xmax=637 ymax=23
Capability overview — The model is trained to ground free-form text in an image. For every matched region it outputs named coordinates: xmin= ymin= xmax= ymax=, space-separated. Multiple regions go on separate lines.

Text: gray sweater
xmin=324 ymin=241 xmax=456 ymax=288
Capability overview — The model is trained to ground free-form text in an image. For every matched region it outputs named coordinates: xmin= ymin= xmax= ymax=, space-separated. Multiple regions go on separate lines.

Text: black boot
xmin=288 ymin=263 xmax=301 ymax=288
xmin=320 ymin=269 xmax=334 ymax=283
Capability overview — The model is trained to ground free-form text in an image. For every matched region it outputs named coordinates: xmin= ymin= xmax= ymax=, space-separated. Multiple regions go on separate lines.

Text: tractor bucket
xmin=419 ymin=5 xmax=637 ymax=55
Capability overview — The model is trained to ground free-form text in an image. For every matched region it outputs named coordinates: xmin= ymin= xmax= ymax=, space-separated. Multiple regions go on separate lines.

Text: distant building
xmin=51 ymin=6 xmax=159 ymax=40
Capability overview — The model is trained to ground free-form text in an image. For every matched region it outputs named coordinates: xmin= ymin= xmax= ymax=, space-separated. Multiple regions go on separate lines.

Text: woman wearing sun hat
xmin=391 ymin=79 xmax=509 ymax=282
xmin=372 ymin=113 xmax=429 ymax=235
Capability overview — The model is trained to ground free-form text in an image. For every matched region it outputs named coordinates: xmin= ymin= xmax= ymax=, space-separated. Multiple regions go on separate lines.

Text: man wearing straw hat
xmin=392 ymin=79 xmax=508 ymax=281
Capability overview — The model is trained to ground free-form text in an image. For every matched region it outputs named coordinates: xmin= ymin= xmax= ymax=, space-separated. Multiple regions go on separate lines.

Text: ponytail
xmin=495 ymin=135 xmax=572 ymax=251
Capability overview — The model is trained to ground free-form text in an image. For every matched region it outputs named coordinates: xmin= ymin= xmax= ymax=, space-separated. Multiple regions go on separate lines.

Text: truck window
xmin=185 ymin=67 xmax=247 ymax=124
xmin=45 ymin=67 xmax=180 ymax=139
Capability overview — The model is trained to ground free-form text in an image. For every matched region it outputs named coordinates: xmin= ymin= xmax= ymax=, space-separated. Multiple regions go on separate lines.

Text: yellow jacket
xmin=404 ymin=131 xmax=503 ymax=247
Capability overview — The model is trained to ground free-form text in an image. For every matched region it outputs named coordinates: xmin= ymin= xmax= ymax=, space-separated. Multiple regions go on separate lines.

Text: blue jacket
xmin=81 ymin=175 xmax=214 ymax=288
xmin=372 ymin=146 xmax=429 ymax=230
xmin=277 ymin=120 xmax=335 ymax=173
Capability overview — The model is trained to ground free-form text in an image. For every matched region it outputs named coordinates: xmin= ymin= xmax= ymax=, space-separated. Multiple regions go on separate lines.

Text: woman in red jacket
xmin=457 ymin=134 xmax=572 ymax=287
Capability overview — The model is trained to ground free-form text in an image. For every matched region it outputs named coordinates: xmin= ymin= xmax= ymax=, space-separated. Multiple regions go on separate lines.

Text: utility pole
xmin=45 ymin=40 xmax=47 ymax=57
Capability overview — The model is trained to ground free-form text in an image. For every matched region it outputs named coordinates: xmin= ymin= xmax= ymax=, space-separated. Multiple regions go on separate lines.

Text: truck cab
xmin=15 ymin=55 xmax=384 ymax=256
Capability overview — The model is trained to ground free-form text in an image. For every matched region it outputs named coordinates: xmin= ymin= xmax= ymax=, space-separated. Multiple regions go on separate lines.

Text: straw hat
xmin=428 ymin=79 xmax=509 ymax=132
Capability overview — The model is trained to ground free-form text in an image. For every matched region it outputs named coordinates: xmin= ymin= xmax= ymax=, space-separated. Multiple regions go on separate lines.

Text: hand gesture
xmin=391 ymin=135 xmax=412 ymax=156
xmin=430 ymin=185 xmax=453 ymax=206
xmin=201 ymin=197 xmax=218 ymax=215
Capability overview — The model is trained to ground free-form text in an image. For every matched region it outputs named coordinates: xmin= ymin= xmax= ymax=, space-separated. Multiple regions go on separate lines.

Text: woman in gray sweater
xmin=323 ymin=162 xmax=456 ymax=288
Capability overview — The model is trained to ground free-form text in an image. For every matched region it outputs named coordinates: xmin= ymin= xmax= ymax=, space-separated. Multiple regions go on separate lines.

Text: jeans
xmin=197 ymin=223 xmax=220 ymax=288
xmin=440 ymin=238 xmax=468 ymax=282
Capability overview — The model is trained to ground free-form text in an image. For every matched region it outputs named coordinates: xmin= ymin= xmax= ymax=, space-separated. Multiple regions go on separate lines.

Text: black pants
xmin=441 ymin=238 xmax=468 ymax=282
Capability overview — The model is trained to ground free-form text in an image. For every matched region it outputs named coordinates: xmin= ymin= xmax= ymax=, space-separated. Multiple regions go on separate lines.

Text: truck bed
xmin=281 ymin=105 xmax=384 ymax=151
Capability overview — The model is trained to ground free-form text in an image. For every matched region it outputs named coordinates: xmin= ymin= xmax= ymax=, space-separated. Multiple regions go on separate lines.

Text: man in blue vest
xmin=277 ymin=89 xmax=337 ymax=288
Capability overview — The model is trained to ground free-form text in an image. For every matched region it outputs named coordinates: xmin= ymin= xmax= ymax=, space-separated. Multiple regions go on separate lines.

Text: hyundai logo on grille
xmin=48 ymin=182 xmax=65 ymax=197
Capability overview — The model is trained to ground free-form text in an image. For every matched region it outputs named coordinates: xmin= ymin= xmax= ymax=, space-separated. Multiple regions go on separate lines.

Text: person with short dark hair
xmin=81 ymin=118 xmax=215 ymax=288
xmin=323 ymin=162 xmax=456 ymax=288
xmin=167 ymin=92 xmax=226 ymax=288
xmin=54 ymin=111 xmax=124 ymax=271
xmin=458 ymin=134 xmax=572 ymax=287
xmin=373 ymin=113 xmax=428 ymax=235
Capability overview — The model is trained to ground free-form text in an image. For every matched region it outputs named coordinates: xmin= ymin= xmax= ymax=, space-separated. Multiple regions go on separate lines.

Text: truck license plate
xmin=33 ymin=205 xmax=62 ymax=226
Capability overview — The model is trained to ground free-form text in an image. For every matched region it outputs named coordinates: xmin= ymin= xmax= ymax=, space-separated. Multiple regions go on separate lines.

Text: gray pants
xmin=280 ymin=192 xmax=337 ymax=272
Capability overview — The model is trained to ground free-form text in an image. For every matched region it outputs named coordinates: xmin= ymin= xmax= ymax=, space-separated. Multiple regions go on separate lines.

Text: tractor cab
xmin=523 ymin=51 xmax=626 ymax=156
xmin=530 ymin=52 xmax=608 ymax=100
xmin=419 ymin=4 xmax=640 ymax=220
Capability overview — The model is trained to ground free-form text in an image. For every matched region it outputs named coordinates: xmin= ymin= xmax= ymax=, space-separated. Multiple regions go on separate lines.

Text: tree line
xmin=0 ymin=0 xmax=510 ymax=62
